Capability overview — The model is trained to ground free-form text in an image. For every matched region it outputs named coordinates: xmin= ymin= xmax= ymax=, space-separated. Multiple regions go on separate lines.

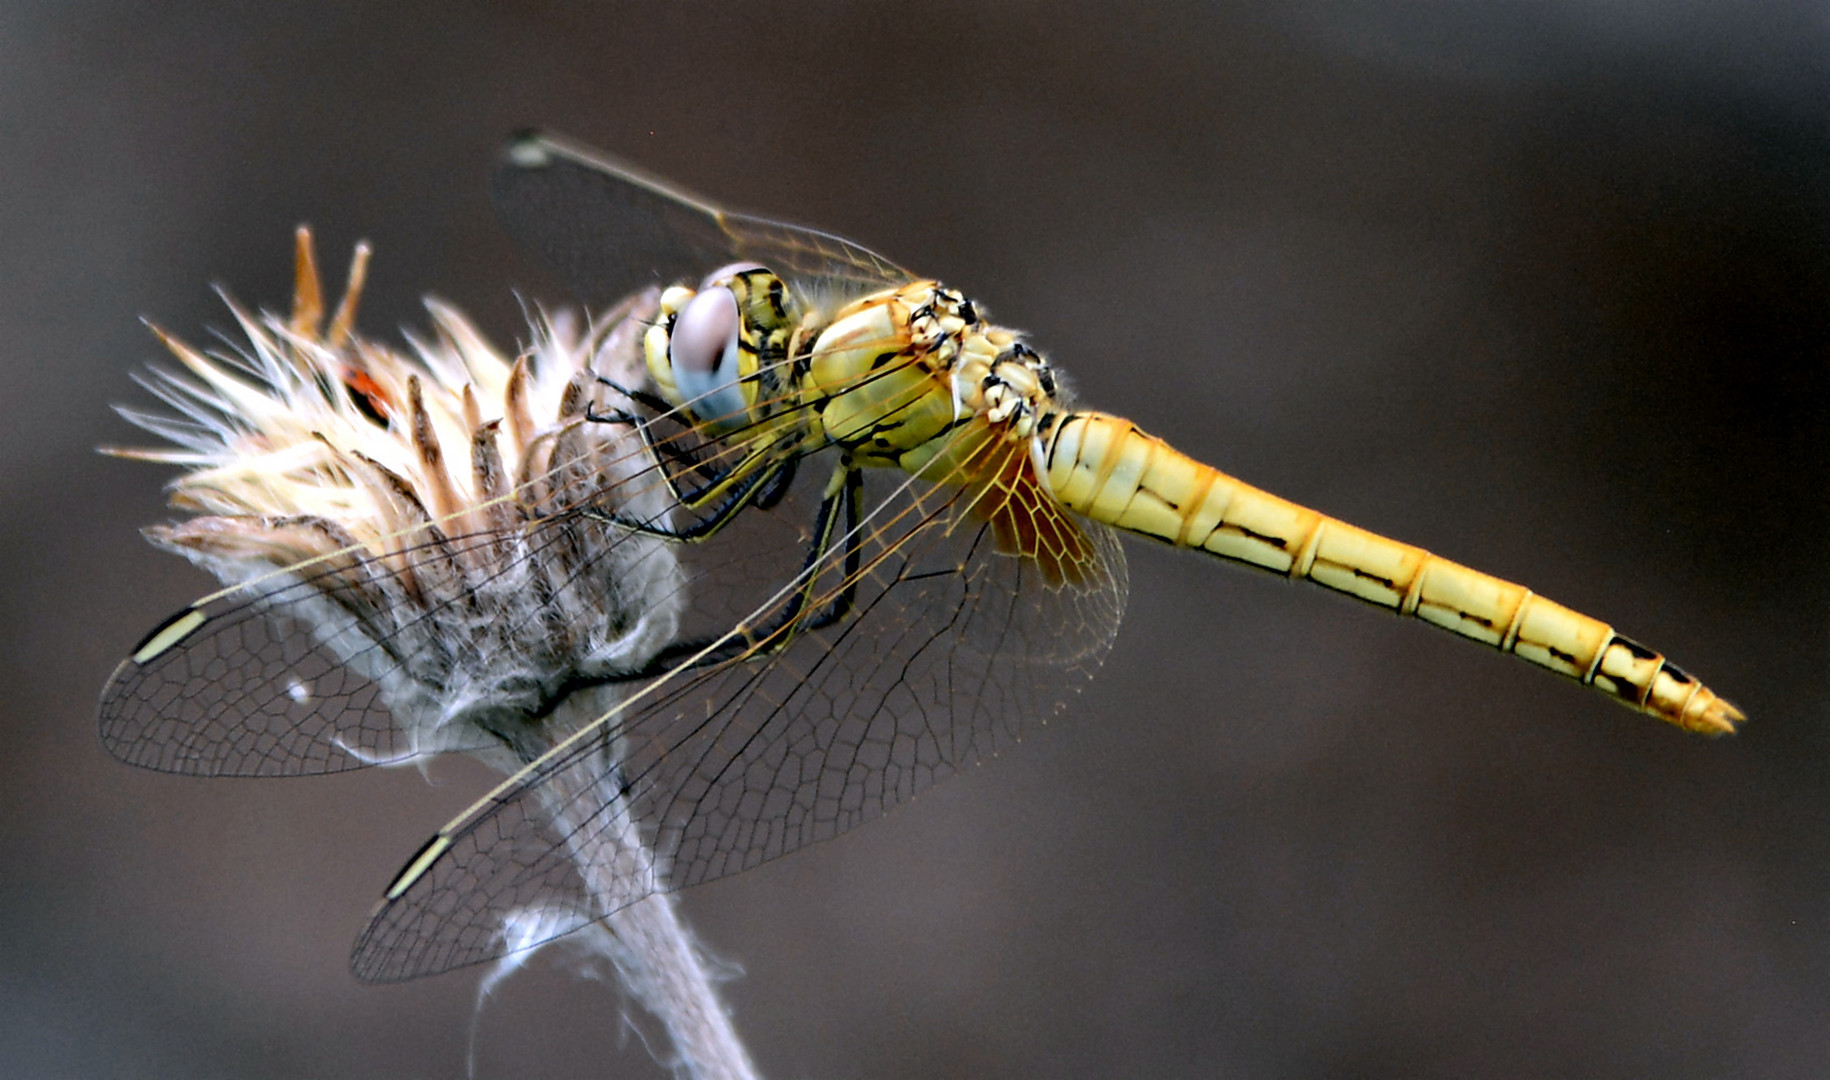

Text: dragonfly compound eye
xmin=669 ymin=285 xmax=749 ymax=426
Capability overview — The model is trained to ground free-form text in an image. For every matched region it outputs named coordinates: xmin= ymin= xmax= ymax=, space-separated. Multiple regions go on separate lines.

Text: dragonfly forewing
xmin=492 ymin=131 xmax=913 ymax=309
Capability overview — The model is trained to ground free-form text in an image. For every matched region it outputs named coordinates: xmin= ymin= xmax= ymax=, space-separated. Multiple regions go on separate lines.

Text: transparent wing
xmin=97 ymin=434 xmax=687 ymax=777
xmin=100 ymin=328 xmax=1128 ymax=981
xmin=100 ymin=548 xmax=438 ymax=776
xmin=491 ymin=130 xmax=916 ymax=307
xmin=350 ymin=427 xmax=1128 ymax=981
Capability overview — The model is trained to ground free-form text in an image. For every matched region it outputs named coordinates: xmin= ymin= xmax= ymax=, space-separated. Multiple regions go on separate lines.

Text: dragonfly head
xmin=645 ymin=264 xmax=800 ymax=435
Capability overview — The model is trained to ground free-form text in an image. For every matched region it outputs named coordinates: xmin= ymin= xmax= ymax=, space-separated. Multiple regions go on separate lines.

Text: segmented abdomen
xmin=1041 ymin=411 xmax=1743 ymax=735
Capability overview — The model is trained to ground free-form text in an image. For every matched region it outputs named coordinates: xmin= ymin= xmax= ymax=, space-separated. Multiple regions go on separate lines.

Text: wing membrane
xmin=97 ymin=485 xmax=686 ymax=776
xmin=101 ymin=564 xmax=410 ymax=776
xmin=491 ymin=130 xmax=915 ymax=307
xmin=104 ymin=145 xmax=1124 ymax=984
xmin=353 ymin=434 xmax=1127 ymax=980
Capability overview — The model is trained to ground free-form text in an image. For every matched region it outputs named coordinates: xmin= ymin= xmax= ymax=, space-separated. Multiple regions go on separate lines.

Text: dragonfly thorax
xmin=798 ymin=281 xmax=1050 ymax=467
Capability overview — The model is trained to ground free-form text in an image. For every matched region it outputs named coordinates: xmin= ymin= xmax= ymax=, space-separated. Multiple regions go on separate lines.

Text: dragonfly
xmin=99 ymin=130 xmax=1744 ymax=983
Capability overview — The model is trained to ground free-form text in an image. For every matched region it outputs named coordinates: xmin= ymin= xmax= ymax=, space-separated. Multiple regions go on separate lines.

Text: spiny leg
xmin=752 ymin=453 xmax=799 ymax=512
xmin=580 ymin=455 xmax=787 ymax=543
xmin=584 ymin=391 xmax=729 ymax=510
xmin=514 ymin=459 xmax=805 ymax=719
xmin=592 ymin=374 xmax=673 ymax=418
xmin=611 ymin=460 xmax=859 ymax=682
xmin=587 ymin=373 xmax=785 ymax=514
xmin=804 ymin=465 xmax=863 ymax=631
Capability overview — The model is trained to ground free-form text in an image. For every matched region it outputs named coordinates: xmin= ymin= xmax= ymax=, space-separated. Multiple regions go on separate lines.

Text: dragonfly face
xmin=98 ymin=129 xmax=1739 ymax=984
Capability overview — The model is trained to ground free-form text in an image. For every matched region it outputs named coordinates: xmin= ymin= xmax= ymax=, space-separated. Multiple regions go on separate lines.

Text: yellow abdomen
xmin=1041 ymin=411 xmax=1744 ymax=735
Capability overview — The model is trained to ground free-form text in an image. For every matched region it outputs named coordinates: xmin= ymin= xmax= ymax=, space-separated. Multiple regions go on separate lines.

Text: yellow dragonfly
xmin=99 ymin=131 xmax=1743 ymax=983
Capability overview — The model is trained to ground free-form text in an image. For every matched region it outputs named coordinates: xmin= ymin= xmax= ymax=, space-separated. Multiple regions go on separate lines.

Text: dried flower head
xmin=106 ymin=228 xmax=684 ymax=772
xmin=105 ymin=230 xmax=759 ymax=1077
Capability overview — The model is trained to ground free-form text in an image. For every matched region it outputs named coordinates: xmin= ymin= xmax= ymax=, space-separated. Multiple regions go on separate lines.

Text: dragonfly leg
xmin=516 ymin=463 xmax=815 ymax=717
xmin=803 ymin=465 xmax=863 ymax=631
xmin=691 ymin=461 xmax=869 ymax=664
xmin=584 ymin=390 xmax=705 ymax=508
xmin=592 ymin=373 xmax=674 ymax=417
xmin=589 ymin=461 xmax=858 ymax=687
xmin=582 ymin=456 xmax=786 ymax=543
xmin=728 ymin=462 xmax=855 ymax=650
xmin=752 ymin=453 xmax=799 ymax=511
xmin=586 ymin=375 xmax=792 ymax=517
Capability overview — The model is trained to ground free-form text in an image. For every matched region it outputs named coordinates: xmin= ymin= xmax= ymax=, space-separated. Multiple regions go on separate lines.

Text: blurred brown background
xmin=6 ymin=2 xmax=1828 ymax=1077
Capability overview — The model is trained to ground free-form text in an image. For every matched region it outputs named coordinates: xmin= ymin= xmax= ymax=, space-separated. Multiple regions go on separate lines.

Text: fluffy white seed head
xmin=110 ymin=229 xmax=686 ymax=766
